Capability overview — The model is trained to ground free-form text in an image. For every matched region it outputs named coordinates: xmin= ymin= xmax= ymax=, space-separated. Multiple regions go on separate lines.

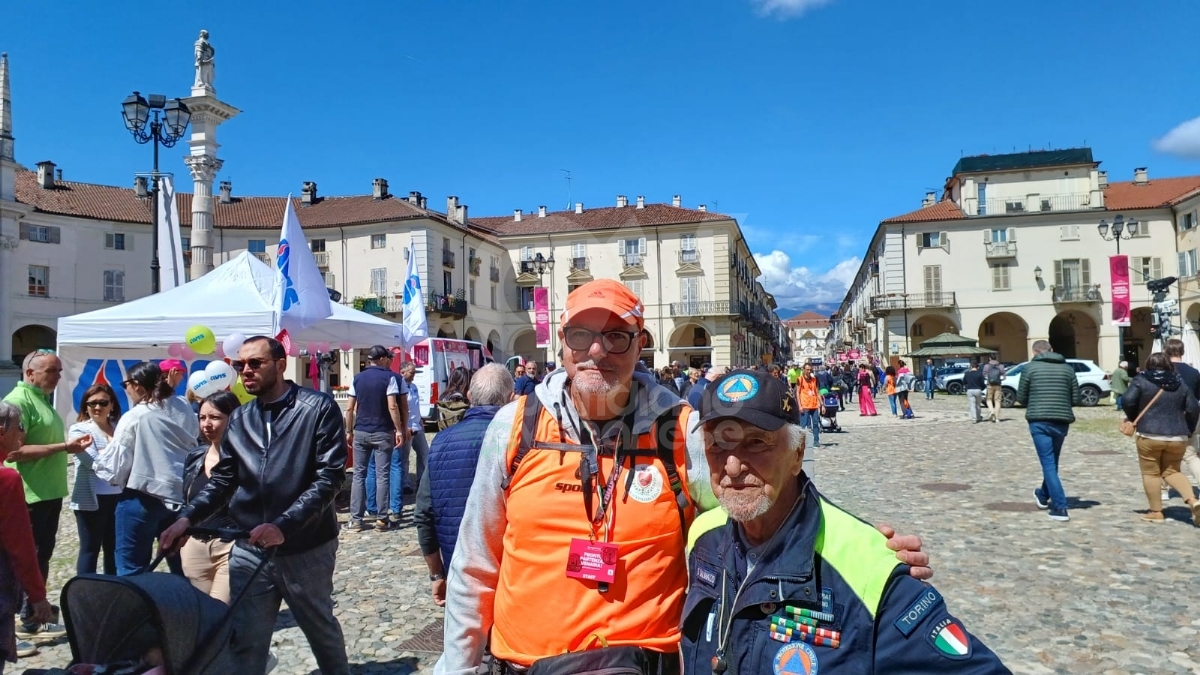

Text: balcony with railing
xmin=669 ymin=300 xmax=732 ymax=317
xmin=979 ymin=193 xmax=1091 ymax=216
xmin=678 ymin=249 xmax=700 ymax=265
xmin=1051 ymin=285 xmax=1102 ymax=304
xmin=427 ymin=290 xmax=468 ymax=317
xmin=570 ymin=256 xmax=589 ymax=272
xmin=984 ymin=241 xmax=1017 ymax=259
xmin=622 ymin=253 xmax=644 ymax=270
xmin=869 ymin=292 xmax=957 ymax=314
xmin=312 ymin=251 xmax=329 ymax=268
xmin=490 ymin=265 xmax=500 ymax=283
xmin=442 ymin=248 xmax=455 ymax=268
xmin=469 ymin=256 xmax=481 ymax=276
xmin=252 ymin=252 xmax=271 ymax=265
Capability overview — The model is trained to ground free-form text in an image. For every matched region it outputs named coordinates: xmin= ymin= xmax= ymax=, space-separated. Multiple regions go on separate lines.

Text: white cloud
xmin=753 ymin=250 xmax=860 ymax=308
xmin=1153 ymin=115 xmax=1200 ymax=159
xmin=750 ymin=0 xmax=833 ymax=19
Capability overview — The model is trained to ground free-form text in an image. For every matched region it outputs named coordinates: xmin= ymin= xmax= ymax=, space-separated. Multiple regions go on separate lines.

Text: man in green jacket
xmin=1110 ymin=361 xmax=1132 ymax=409
xmin=1016 ymin=340 xmax=1081 ymax=522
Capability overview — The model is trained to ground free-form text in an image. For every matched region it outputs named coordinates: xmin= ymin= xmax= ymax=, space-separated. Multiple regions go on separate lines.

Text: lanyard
xmin=580 ymin=419 xmax=624 ymax=542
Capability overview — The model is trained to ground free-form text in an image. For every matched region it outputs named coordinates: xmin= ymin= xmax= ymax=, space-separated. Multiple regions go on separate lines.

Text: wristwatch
xmin=429 ymin=572 xmax=445 ymax=582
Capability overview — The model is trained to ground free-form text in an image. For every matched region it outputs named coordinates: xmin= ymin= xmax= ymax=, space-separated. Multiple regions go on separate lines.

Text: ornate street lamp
xmin=1097 ymin=214 xmax=1140 ymax=364
xmin=532 ymin=252 xmax=556 ymax=282
xmin=121 ymin=91 xmax=191 ymax=293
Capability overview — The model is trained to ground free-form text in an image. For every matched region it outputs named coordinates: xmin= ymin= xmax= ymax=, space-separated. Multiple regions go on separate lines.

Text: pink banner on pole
xmin=534 ymin=287 xmax=551 ymax=348
xmin=848 ymin=349 xmax=861 ymax=360
xmin=1110 ymin=255 xmax=1131 ymax=327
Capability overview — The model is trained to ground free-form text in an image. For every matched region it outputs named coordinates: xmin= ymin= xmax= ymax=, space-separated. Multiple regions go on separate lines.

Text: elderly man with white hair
xmin=684 ymin=369 xmax=1008 ymax=672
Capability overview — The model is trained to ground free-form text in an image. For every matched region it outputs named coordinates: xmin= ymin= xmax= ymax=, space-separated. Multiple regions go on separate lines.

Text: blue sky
xmin=5 ymin=0 xmax=1200 ymax=311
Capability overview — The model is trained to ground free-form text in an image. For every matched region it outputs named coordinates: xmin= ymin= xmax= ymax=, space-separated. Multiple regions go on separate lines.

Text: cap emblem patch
xmin=718 ymin=374 xmax=760 ymax=403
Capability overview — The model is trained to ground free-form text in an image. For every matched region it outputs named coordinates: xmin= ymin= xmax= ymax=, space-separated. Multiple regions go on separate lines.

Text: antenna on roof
xmin=560 ymin=169 xmax=572 ymax=211
xmin=711 ymin=199 xmax=719 ymax=212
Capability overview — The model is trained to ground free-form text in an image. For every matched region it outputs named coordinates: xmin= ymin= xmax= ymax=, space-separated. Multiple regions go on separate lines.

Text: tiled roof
xmin=952 ymin=148 xmax=1095 ymax=175
xmin=472 ymin=203 xmax=729 ymax=236
xmin=784 ymin=311 xmax=830 ymax=326
xmin=1102 ymin=176 xmax=1200 ymax=211
xmin=881 ymin=199 xmax=966 ymax=224
xmin=12 ymin=170 xmax=503 ymax=246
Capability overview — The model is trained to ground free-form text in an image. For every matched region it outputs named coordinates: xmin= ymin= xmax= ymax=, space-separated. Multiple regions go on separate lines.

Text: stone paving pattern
xmin=18 ymin=396 xmax=1200 ymax=674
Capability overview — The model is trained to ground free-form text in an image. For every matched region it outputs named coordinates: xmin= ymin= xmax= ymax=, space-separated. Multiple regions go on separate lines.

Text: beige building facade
xmin=834 ymin=149 xmax=1200 ymax=371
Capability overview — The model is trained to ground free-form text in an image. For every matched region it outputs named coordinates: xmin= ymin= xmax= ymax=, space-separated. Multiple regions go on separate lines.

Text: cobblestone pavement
xmin=18 ymin=396 xmax=1200 ymax=674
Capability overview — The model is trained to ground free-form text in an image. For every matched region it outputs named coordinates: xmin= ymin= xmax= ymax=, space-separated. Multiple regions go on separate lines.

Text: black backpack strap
xmin=655 ymin=404 xmax=689 ymax=534
xmin=501 ymin=394 xmax=543 ymax=490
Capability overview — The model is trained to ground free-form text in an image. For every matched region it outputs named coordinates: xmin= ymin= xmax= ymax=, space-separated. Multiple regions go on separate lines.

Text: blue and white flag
xmin=156 ymin=175 xmax=186 ymax=291
xmin=401 ymin=237 xmax=428 ymax=349
xmin=274 ymin=196 xmax=332 ymax=333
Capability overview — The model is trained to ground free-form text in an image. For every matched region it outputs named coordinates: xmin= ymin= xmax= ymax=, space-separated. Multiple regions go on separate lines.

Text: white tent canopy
xmin=57 ymin=252 xmax=402 ymax=349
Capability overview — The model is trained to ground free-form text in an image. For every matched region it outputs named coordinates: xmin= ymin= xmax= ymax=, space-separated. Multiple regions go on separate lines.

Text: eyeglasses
xmin=85 ymin=399 xmax=112 ymax=408
xmin=562 ymin=327 xmax=641 ymax=355
xmin=230 ymin=358 xmax=274 ymax=372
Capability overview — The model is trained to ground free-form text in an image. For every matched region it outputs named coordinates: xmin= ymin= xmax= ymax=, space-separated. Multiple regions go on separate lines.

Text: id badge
xmin=565 ymin=538 xmax=619 ymax=583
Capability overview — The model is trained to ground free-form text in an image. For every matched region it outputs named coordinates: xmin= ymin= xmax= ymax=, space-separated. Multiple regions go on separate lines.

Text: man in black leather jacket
xmin=161 ymin=336 xmax=349 ymax=675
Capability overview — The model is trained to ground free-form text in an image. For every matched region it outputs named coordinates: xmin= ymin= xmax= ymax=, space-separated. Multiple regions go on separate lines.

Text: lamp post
xmin=121 ymin=91 xmax=191 ymax=294
xmin=531 ymin=252 xmax=556 ymax=360
xmin=1097 ymin=214 xmax=1139 ymax=363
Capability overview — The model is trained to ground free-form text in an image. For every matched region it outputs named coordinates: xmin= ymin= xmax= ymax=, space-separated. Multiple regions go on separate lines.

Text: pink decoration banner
xmin=534 ymin=287 xmax=551 ymax=348
xmin=1110 ymin=255 xmax=1131 ymax=327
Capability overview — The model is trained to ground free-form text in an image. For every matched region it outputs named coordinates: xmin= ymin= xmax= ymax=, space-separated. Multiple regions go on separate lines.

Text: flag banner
xmin=276 ymin=197 xmax=333 ymax=334
xmin=535 ymin=287 xmax=550 ymax=348
xmin=402 ymin=238 xmax=429 ymax=349
xmin=1110 ymin=255 xmax=1131 ymax=327
xmin=157 ymin=175 xmax=186 ymax=291
xmin=57 ymin=348 xmax=216 ymax=422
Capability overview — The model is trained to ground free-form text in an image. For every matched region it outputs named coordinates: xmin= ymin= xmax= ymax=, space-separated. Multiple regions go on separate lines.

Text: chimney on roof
xmin=134 ymin=175 xmax=149 ymax=199
xmin=538 ymin=205 xmax=547 ymax=218
xmin=672 ymin=194 xmax=681 ymax=208
xmin=373 ymin=178 xmax=389 ymax=199
xmin=408 ymin=190 xmax=422 ymax=204
xmin=1097 ymin=170 xmax=1108 ymax=189
xmin=514 ymin=209 xmax=522 ymax=222
xmin=922 ymin=191 xmax=936 ymax=207
xmin=698 ymin=204 xmax=707 ymax=212
xmin=1134 ymin=167 xmax=1149 ymax=185
xmin=617 ymin=195 xmax=628 ymax=208
xmin=218 ymin=180 xmax=232 ymax=203
xmin=301 ymin=181 xmax=317 ymax=205
xmin=55 ymin=169 xmax=62 ymax=182
xmin=419 ymin=196 xmax=427 ymax=209
xmin=575 ymin=202 xmax=584 ymax=214
xmin=458 ymin=204 xmax=468 ymax=224
xmin=36 ymin=161 xmax=55 ymax=189
xmin=447 ymin=196 xmax=460 ymax=222
xmin=636 ymin=195 xmax=645 ymax=209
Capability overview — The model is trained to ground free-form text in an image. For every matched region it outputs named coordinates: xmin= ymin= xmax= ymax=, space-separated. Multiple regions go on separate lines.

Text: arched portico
xmin=910 ymin=315 xmax=959 ymax=349
xmin=669 ymin=322 xmax=713 ymax=369
xmin=977 ymin=312 xmax=1028 ymax=363
xmin=12 ymin=324 xmax=56 ymax=365
xmin=1049 ymin=310 xmax=1099 ymax=361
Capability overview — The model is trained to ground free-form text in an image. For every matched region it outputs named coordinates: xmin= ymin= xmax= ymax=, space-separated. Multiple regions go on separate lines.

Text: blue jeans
xmin=925 ymin=379 xmax=935 ymax=399
xmin=1029 ymin=421 xmax=1070 ymax=510
xmin=365 ymin=430 xmax=430 ymax=514
xmin=799 ymin=409 xmax=821 ymax=448
xmin=115 ymin=489 xmax=182 ymax=576
xmin=350 ymin=431 xmax=394 ymax=520
xmin=888 ymin=394 xmax=898 ymax=416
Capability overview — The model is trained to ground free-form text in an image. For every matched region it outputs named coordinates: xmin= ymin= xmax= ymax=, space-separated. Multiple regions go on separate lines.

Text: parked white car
xmin=938 ymin=359 xmax=1109 ymax=407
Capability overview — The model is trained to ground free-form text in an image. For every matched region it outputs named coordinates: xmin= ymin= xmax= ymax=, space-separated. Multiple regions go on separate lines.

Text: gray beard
xmin=718 ymin=491 xmax=773 ymax=522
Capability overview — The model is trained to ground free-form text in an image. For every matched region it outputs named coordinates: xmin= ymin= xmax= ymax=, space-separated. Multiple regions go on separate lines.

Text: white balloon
xmin=205 ymin=360 xmax=237 ymax=392
xmin=222 ymin=333 xmax=247 ymax=358
xmin=188 ymin=371 xmax=213 ymax=398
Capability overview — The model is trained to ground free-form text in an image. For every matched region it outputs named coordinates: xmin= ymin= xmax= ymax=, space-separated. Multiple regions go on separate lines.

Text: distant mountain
xmin=776 ymin=304 xmax=838 ymax=321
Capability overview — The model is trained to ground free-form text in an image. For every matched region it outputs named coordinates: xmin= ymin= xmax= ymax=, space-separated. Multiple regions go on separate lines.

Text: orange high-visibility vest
xmin=490 ymin=396 xmax=695 ymax=664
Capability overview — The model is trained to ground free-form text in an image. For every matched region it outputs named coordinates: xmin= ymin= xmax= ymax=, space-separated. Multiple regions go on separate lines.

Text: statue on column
xmin=194 ymin=30 xmax=215 ymax=89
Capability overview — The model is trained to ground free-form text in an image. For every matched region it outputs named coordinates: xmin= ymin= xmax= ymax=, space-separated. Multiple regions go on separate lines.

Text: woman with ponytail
xmin=95 ymin=362 xmax=200 ymax=575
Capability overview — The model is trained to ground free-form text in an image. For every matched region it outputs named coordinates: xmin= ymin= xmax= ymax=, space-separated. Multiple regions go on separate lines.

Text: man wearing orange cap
xmin=436 ymin=279 xmax=930 ymax=675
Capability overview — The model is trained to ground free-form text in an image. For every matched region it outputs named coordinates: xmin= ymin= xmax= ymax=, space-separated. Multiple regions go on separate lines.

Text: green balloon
xmin=185 ymin=325 xmax=216 ymax=355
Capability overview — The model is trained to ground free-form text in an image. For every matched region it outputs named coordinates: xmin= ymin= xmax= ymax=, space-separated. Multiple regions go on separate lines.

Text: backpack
xmin=985 ymin=364 xmax=1004 ymax=385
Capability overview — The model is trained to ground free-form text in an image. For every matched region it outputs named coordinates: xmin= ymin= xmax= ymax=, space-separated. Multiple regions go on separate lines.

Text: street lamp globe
xmin=163 ymin=98 xmax=191 ymax=139
xmin=121 ymin=91 xmax=149 ymax=134
xmin=1112 ymin=214 xmax=1125 ymax=237
xmin=1128 ymin=219 xmax=1139 ymax=236
xmin=547 ymin=252 xmax=556 ymax=271
xmin=1097 ymin=219 xmax=1109 ymax=239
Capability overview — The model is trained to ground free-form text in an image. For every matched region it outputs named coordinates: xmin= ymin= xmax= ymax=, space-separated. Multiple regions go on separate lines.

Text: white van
xmin=407 ymin=338 xmax=493 ymax=425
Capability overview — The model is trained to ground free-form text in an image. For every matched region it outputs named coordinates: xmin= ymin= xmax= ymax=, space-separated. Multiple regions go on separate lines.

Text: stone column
xmin=0 ymin=52 xmax=18 ymax=371
xmin=181 ymin=88 xmax=239 ymax=280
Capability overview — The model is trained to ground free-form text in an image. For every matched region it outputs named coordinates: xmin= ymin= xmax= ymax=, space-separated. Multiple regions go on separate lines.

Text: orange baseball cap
xmin=561 ymin=279 xmax=644 ymax=330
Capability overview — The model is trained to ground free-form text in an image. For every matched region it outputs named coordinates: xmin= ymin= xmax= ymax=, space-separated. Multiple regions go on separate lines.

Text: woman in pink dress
xmin=857 ymin=363 xmax=878 ymax=416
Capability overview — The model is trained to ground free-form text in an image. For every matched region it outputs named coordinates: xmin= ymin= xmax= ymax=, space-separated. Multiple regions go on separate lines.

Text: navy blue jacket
xmin=684 ymin=478 xmax=1008 ymax=674
xmin=414 ymin=405 xmax=501 ymax=566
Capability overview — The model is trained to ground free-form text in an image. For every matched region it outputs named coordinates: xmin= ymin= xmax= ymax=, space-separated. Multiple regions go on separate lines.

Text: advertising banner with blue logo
xmin=57 ymin=349 xmax=220 ymax=422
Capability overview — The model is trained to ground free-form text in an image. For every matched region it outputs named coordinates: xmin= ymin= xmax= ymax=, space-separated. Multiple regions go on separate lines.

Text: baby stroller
xmin=23 ymin=528 xmax=269 ymax=675
xmin=820 ymin=388 xmax=843 ymax=433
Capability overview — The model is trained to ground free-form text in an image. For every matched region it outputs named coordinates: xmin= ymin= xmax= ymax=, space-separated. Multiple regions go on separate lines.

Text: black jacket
xmin=962 ymin=369 xmax=987 ymax=391
xmin=181 ymin=383 xmax=347 ymax=555
xmin=182 ymin=444 xmax=237 ymax=530
xmin=1122 ymin=371 xmax=1200 ymax=438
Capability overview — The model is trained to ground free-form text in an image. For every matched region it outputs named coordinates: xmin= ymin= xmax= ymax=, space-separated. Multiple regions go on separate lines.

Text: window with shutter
xmin=1190 ymin=250 xmax=1200 ymax=277
xmin=103 ymin=270 xmax=125 ymax=302
xmin=681 ymin=234 xmax=696 ymax=251
xmin=1179 ymin=252 xmax=1188 ymax=277
xmin=28 ymin=265 xmax=48 ymax=297
xmin=521 ymin=246 xmax=534 ymax=262
xmin=1081 ymin=259 xmax=1091 ymax=286
xmin=48 ymin=227 xmax=61 ymax=244
xmin=992 ymin=264 xmax=1010 ymax=291
xmin=572 ymin=243 xmax=586 ymax=258
xmin=1054 ymin=260 xmax=1064 ymax=287
xmin=490 ymin=285 xmax=497 ymax=310
xmin=370 ymin=268 xmax=387 ymax=296
xmin=624 ymin=279 xmax=643 ymax=297
xmin=469 ymin=281 xmax=476 ymax=305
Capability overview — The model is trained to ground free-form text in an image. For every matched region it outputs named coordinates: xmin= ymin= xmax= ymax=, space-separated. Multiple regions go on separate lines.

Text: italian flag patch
xmin=929 ymin=618 xmax=970 ymax=659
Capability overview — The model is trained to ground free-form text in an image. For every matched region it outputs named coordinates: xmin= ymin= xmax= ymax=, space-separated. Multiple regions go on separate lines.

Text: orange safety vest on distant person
xmin=797 ymin=375 xmax=821 ymax=410
xmin=491 ymin=395 xmax=695 ymax=665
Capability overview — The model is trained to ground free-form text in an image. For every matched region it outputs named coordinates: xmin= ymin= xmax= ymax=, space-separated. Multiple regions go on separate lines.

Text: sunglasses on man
xmin=229 ymin=357 xmax=279 ymax=372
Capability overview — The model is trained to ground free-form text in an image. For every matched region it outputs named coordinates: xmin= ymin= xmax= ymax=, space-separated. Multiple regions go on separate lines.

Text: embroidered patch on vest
xmin=694 ymin=564 xmax=717 ymax=587
xmin=628 ymin=463 xmax=664 ymax=503
xmin=895 ymin=587 xmax=943 ymax=637
xmin=926 ymin=617 xmax=972 ymax=660
xmin=773 ymin=642 xmax=819 ymax=675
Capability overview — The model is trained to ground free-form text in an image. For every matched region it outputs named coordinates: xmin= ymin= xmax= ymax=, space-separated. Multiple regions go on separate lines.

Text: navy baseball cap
xmin=697 ymin=368 xmax=801 ymax=431
xmin=367 ymin=345 xmax=391 ymax=360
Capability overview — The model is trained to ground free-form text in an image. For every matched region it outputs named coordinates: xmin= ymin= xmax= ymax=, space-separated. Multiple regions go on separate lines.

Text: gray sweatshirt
xmin=434 ymin=368 xmax=718 ymax=674
xmin=96 ymin=396 xmax=200 ymax=504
